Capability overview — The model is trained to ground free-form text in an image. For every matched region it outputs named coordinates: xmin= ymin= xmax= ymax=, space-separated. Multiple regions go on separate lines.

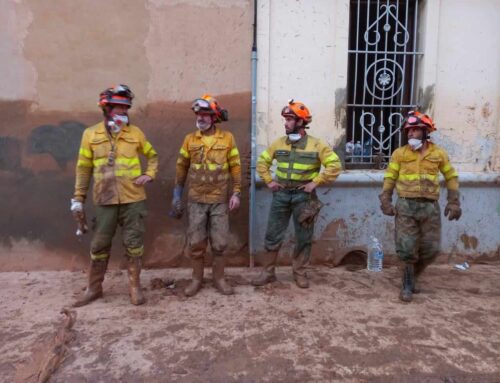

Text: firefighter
xmin=172 ymin=94 xmax=241 ymax=297
xmin=71 ymin=85 xmax=158 ymax=306
xmin=252 ymin=99 xmax=342 ymax=288
xmin=379 ymin=111 xmax=462 ymax=302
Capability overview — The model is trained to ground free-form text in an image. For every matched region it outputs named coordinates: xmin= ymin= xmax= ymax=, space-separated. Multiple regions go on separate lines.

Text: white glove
xmin=70 ymin=198 xmax=83 ymax=212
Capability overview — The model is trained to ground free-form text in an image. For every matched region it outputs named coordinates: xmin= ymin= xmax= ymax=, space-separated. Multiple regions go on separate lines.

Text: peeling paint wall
xmin=0 ymin=0 xmax=253 ymax=270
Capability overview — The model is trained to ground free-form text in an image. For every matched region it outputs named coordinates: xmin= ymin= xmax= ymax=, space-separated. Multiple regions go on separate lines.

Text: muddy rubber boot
xmin=127 ymin=257 xmax=146 ymax=305
xmin=212 ymin=256 xmax=234 ymax=295
xmin=399 ymin=264 xmax=415 ymax=302
xmin=251 ymin=252 xmax=278 ymax=286
xmin=413 ymin=258 xmax=433 ymax=294
xmin=73 ymin=259 xmax=108 ymax=307
xmin=184 ymin=258 xmax=204 ymax=297
xmin=293 ymin=273 xmax=310 ymax=289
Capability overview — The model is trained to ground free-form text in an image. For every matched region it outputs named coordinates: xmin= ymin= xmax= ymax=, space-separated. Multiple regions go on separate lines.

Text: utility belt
xmin=399 ymin=196 xmax=437 ymax=203
xmin=276 ymin=179 xmax=310 ymax=190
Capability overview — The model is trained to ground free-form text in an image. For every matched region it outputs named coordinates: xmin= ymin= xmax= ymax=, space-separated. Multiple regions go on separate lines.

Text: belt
xmin=399 ymin=197 xmax=436 ymax=203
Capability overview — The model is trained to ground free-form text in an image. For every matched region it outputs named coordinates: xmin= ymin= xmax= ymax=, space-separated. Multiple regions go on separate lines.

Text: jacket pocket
xmin=90 ymin=137 xmax=110 ymax=158
xmin=208 ymin=144 xmax=228 ymax=165
xmin=188 ymin=144 xmax=204 ymax=163
xmin=119 ymin=137 xmax=140 ymax=158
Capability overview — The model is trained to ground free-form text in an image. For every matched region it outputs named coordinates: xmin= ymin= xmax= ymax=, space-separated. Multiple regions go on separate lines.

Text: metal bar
xmin=348 ymin=50 xmax=423 ymax=55
xmin=410 ymin=0 xmax=418 ymax=105
xmin=352 ymin=0 xmax=361 ymax=104
xmin=249 ymin=0 xmax=258 ymax=266
xmin=362 ymin=0 xmax=372 ymax=106
xmin=348 ymin=103 xmax=417 ymax=107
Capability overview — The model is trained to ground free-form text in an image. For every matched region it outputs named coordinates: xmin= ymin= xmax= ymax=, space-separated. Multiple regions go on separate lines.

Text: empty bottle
xmin=353 ymin=141 xmax=362 ymax=162
xmin=367 ymin=236 xmax=383 ymax=272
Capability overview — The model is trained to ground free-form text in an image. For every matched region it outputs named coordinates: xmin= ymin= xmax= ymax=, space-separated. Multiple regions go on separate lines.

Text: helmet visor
xmin=192 ymin=98 xmax=212 ymax=113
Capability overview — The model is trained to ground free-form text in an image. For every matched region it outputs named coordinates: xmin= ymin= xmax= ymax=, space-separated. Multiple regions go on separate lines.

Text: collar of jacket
xmin=195 ymin=126 xmax=223 ymax=138
xmin=403 ymin=141 xmax=439 ymax=159
xmin=95 ymin=121 xmax=131 ymax=134
xmin=286 ymin=134 xmax=308 ymax=149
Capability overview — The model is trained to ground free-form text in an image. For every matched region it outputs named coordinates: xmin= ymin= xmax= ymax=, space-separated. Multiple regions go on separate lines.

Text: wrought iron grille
xmin=346 ymin=0 xmax=422 ymax=169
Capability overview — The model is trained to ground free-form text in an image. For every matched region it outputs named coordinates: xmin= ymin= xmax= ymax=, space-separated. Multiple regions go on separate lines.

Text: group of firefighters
xmin=71 ymin=84 xmax=462 ymax=307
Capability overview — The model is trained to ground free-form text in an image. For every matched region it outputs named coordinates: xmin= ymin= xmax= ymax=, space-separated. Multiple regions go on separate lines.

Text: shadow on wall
xmin=0 ymin=93 xmax=251 ymax=271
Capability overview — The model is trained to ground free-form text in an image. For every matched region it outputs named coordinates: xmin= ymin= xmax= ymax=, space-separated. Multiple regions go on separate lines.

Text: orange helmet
xmin=191 ymin=94 xmax=228 ymax=123
xmin=281 ymin=99 xmax=312 ymax=126
xmin=402 ymin=111 xmax=436 ymax=132
xmin=98 ymin=84 xmax=134 ymax=109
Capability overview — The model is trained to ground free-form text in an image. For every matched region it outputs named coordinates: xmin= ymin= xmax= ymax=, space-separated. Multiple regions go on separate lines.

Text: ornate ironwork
xmin=346 ymin=0 xmax=422 ymax=169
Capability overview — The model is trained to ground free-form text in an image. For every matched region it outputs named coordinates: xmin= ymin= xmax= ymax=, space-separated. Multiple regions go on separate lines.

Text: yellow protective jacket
xmin=175 ymin=127 xmax=241 ymax=204
xmin=74 ymin=122 xmax=158 ymax=205
xmin=257 ymin=135 xmax=341 ymax=186
xmin=383 ymin=142 xmax=459 ymax=200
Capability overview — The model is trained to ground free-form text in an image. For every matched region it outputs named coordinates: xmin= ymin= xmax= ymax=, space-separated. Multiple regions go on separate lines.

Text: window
xmin=346 ymin=0 xmax=422 ymax=169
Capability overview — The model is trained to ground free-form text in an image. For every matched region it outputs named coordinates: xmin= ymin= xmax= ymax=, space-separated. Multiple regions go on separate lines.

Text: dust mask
xmin=408 ymin=138 xmax=423 ymax=151
xmin=288 ymin=133 xmax=302 ymax=142
xmin=108 ymin=114 xmax=128 ymax=133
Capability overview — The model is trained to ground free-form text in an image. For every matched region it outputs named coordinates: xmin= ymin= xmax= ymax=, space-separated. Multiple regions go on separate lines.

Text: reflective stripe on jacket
xmin=256 ymin=135 xmax=341 ymax=186
xmin=383 ymin=142 xmax=458 ymax=200
xmin=74 ymin=122 xmax=158 ymax=205
xmin=175 ymin=128 xmax=241 ymax=203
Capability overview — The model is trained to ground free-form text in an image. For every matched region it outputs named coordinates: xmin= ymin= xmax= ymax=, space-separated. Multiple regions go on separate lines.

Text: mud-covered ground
xmin=1 ymin=264 xmax=500 ymax=382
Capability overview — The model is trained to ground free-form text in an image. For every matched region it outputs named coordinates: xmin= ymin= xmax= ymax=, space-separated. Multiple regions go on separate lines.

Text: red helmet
xmin=402 ymin=111 xmax=436 ymax=132
xmin=98 ymin=84 xmax=134 ymax=109
xmin=281 ymin=99 xmax=312 ymax=125
xmin=191 ymin=94 xmax=228 ymax=123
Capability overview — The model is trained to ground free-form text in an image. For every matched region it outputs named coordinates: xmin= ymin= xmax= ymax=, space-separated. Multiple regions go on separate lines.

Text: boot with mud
xmin=399 ymin=263 xmax=415 ymax=302
xmin=293 ymin=273 xmax=309 ymax=289
xmin=212 ymin=255 xmax=234 ymax=295
xmin=73 ymin=259 xmax=108 ymax=307
xmin=413 ymin=257 xmax=433 ymax=294
xmin=184 ymin=257 xmax=204 ymax=297
xmin=127 ymin=256 xmax=146 ymax=305
xmin=251 ymin=251 xmax=278 ymax=286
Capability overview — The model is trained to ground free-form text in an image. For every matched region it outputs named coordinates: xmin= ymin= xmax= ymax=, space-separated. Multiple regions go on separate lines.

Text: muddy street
xmin=1 ymin=264 xmax=500 ymax=382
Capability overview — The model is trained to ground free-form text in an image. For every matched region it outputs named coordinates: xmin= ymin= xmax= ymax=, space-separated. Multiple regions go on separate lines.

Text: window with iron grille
xmin=346 ymin=0 xmax=422 ymax=169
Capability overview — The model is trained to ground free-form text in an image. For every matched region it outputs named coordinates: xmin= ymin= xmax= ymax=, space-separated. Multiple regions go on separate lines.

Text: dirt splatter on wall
xmin=0 ymin=0 xmax=253 ymax=270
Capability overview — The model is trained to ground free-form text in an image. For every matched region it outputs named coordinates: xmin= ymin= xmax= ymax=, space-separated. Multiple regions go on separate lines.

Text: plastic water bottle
xmin=353 ymin=141 xmax=362 ymax=162
xmin=367 ymin=236 xmax=383 ymax=272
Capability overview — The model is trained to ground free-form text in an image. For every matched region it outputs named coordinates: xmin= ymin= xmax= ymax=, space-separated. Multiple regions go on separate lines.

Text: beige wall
xmin=256 ymin=0 xmax=500 ymax=172
xmin=0 ymin=0 xmax=253 ymax=270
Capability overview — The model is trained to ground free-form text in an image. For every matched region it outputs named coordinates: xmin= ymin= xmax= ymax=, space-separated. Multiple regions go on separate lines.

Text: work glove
xmin=70 ymin=198 xmax=88 ymax=236
xmin=378 ymin=190 xmax=396 ymax=216
xmin=444 ymin=190 xmax=462 ymax=221
xmin=297 ymin=198 xmax=324 ymax=229
xmin=169 ymin=185 xmax=184 ymax=219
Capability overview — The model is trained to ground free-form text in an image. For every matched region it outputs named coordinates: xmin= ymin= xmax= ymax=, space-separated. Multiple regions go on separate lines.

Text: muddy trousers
xmin=186 ymin=202 xmax=233 ymax=295
xmin=90 ymin=201 xmax=147 ymax=261
xmin=264 ymin=189 xmax=314 ymax=278
xmin=395 ymin=197 xmax=441 ymax=275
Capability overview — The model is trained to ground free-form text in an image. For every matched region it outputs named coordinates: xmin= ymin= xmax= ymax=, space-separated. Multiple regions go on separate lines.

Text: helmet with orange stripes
xmin=191 ymin=94 xmax=228 ymax=123
xmin=402 ymin=111 xmax=436 ymax=132
xmin=98 ymin=84 xmax=134 ymax=109
xmin=281 ymin=99 xmax=312 ymax=126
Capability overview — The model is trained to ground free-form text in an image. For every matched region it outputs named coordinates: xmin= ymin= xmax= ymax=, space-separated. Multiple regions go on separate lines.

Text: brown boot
xmin=73 ymin=259 xmax=108 ymax=307
xmin=127 ymin=257 xmax=146 ymax=305
xmin=293 ymin=273 xmax=309 ymax=289
xmin=399 ymin=264 xmax=415 ymax=302
xmin=212 ymin=256 xmax=234 ymax=295
xmin=184 ymin=257 xmax=204 ymax=297
xmin=251 ymin=251 xmax=278 ymax=286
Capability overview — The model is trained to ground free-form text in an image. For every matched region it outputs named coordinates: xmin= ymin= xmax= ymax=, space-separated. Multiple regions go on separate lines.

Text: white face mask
xmin=408 ymin=138 xmax=423 ymax=151
xmin=108 ymin=114 xmax=128 ymax=133
xmin=288 ymin=133 xmax=302 ymax=142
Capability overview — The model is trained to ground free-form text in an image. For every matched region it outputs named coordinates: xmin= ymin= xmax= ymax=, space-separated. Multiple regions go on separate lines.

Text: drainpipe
xmin=249 ymin=0 xmax=258 ymax=267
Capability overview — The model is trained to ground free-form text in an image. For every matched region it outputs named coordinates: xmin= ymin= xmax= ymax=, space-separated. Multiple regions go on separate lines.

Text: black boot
xmin=399 ymin=264 xmax=414 ymax=302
